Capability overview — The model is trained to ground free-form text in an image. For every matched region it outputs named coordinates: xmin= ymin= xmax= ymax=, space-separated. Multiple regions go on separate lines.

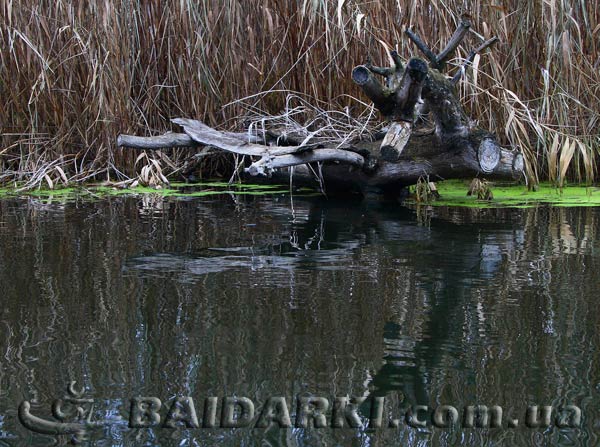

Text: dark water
xmin=0 ymin=193 xmax=599 ymax=446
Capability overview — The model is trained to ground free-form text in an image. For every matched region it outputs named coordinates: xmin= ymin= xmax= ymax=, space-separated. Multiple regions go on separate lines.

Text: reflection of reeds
xmin=0 ymin=1 xmax=598 ymax=187
xmin=2 ymin=195 xmax=600 ymax=443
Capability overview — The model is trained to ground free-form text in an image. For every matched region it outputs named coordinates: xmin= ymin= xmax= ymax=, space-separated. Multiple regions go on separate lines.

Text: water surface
xmin=0 ymin=193 xmax=599 ymax=446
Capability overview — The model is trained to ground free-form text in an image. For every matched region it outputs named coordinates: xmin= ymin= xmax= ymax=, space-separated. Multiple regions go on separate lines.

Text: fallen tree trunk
xmin=117 ymin=120 xmax=521 ymax=189
xmin=266 ymin=131 xmax=522 ymax=192
xmin=116 ymin=18 xmax=523 ymax=195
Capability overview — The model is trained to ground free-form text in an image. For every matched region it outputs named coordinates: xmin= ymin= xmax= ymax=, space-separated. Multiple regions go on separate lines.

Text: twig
xmin=451 ymin=37 xmax=499 ymax=84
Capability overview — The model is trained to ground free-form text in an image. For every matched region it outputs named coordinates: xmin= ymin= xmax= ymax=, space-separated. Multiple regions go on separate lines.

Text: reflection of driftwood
xmin=117 ymin=19 xmax=522 ymax=192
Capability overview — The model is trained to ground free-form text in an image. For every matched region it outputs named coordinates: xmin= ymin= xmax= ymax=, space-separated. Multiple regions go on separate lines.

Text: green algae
xmin=2 ymin=180 xmax=599 ymax=208
xmin=415 ymin=180 xmax=600 ymax=208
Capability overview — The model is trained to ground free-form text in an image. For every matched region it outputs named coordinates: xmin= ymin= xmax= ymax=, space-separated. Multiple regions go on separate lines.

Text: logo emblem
xmin=18 ymin=381 xmax=106 ymax=444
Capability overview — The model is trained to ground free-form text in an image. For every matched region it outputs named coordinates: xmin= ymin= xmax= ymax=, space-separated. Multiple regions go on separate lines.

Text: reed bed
xmin=0 ymin=0 xmax=598 ymax=188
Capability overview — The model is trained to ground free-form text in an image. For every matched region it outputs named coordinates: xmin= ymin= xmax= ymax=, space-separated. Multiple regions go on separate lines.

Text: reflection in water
xmin=0 ymin=194 xmax=599 ymax=445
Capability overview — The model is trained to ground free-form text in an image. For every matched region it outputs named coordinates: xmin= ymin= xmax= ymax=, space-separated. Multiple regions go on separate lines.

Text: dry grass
xmin=0 ymin=1 xmax=598 ymax=188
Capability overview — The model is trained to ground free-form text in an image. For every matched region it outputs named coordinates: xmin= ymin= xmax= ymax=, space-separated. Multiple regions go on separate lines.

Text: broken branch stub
xmin=351 ymin=65 xmax=391 ymax=115
xmin=380 ymin=121 xmax=412 ymax=162
xmin=353 ymin=57 xmax=427 ymax=122
xmin=393 ymin=58 xmax=428 ymax=121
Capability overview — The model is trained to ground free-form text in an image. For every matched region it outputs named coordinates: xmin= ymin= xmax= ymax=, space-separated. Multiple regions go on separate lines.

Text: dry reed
xmin=1 ymin=0 xmax=598 ymax=188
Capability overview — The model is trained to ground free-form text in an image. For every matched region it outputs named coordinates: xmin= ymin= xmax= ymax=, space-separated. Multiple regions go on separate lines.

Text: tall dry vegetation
xmin=0 ymin=0 xmax=598 ymax=188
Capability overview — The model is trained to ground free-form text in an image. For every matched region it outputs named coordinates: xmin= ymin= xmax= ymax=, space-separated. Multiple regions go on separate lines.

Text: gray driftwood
xmin=117 ymin=19 xmax=522 ymax=193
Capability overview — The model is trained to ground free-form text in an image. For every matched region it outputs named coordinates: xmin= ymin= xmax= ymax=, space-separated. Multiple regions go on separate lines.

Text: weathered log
xmin=116 ymin=130 xmax=271 ymax=150
xmin=173 ymin=120 xmax=521 ymax=188
xmin=115 ymin=19 xmax=523 ymax=195
xmin=389 ymin=50 xmax=404 ymax=70
xmin=492 ymin=149 xmax=525 ymax=179
xmin=268 ymin=137 xmax=522 ymax=191
xmin=357 ymin=131 xmax=520 ymax=188
xmin=117 ymin=132 xmax=198 ymax=149
xmin=353 ymin=57 xmax=428 ymax=121
xmin=172 ymin=118 xmax=317 ymax=156
xmin=478 ymin=138 xmax=501 ymax=173
xmin=118 ymin=117 xmax=523 ymax=190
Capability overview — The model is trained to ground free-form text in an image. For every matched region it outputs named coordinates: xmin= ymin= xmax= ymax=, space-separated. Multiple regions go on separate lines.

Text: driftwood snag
xmin=117 ymin=18 xmax=522 ymax=195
